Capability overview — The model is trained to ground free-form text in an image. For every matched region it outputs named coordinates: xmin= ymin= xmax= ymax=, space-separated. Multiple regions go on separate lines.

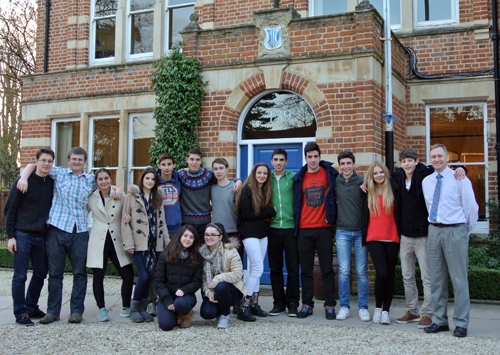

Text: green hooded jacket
xmin=270 ymin=169 xmax=295 ymax=229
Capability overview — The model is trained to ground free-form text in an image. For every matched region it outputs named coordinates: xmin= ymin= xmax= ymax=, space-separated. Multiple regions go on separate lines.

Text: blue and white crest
xmin=264 ymin=25 xmax=282 ymax=50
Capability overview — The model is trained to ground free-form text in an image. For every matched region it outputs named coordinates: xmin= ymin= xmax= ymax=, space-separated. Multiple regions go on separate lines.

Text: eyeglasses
xmin=38 ymin=159 xmax=54 ymax=164
xmin=204 ymin=234 xmax=220 ymax=239
xmin=70 ymin=158 xmax=85 ymax=162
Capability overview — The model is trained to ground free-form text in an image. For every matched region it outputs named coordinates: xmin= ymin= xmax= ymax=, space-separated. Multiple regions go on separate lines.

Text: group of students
xmin=5 ymin=142 xmax=478 ymax=337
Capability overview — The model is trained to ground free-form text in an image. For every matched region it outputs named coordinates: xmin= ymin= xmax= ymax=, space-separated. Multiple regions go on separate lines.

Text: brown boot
xmin=177 ymin=310 xmax=194 ymax=328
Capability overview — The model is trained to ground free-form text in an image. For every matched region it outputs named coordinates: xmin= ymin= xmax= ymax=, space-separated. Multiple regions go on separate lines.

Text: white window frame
xmin=127 ymin=112 xmax=155 ymax=185
xmin=415 ymin=0 xmax=459 ymax=28
xmin=164 ymin=0 xmax=195 ymax=53
xmin=126 ymin=0 xmax=155 ymax=61
xmin=425 ymin=102 xmax=489 ymax=234
xmin=90 ymin=0 xmax=117 ymax=66
xmin=51 ymin=118 xmax=80 ymax=167
xmin=368 ymin=0 xmax=402 ymax=30
xmin=309 ymin=0 xmax=348 ymax=17
xmin=88 ymin=115 xmax=120 ymax=175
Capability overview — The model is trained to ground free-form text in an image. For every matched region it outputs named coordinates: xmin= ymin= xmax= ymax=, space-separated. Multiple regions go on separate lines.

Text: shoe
xmin=140 ymin=299 xmax=154 ymax=322
xmin=16 ymin=314 xmax=34 ymax=326
xmin=40 ymin=313 xmax=60 ymax=325
xmin=130 ymin=300 xmax=144 ymax=323
xmin=237 ymin=297 xmax=256 ymax=322
xmin=325 ymin=306 xmax=336 ymax=320
xmin=395 ymin=311 xmax=420 ymax=324
xmin=372 ymin=308 xmax=382 ymax=324
xmin=424 ymin=323 xmax=450 ymax=333
xmin=249 ymin=292 xmax=268 ymax=317
xmin=359 ymin=309 xmax=371 ymax=322
xmin=98 ymin=308 xmax=109 ymax=322
xmin=336 ymin=307 xmax=350 ymax=320
xmin=232 ymin=304 xmax=241 ymax=315
xmin=119 ymin=308 xmax=131 ymax=318
xmin=381 ymin=311 xmax=390 ymax=325
xmin=177 ymin=310 xmax=194 ymax=328
xmin=28 ymin=309 xmax=46 ymax=319
xmin=417 ymin=315 xmax=432 ymax=329
xmin=453 ymin=326 xmax=467 ymax=337
xmin=147 ymin=302 xmax=157 ymax=317
xmin=68 ymin=313 xmax=82 ymax=324
xmin=269 ymin=305 xmax=286 ymax=316
xmin=217 ymin=314 xmax=231 ymax=329
xmin=287 ymin=303 xmax=298 ymax=317
xmin=297 ymin=305 xmax=313 ymax=319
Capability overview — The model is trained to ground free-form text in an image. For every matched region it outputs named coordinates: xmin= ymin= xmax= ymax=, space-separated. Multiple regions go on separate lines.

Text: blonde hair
xmin=364 ymin=161 xmax=394 ymax=216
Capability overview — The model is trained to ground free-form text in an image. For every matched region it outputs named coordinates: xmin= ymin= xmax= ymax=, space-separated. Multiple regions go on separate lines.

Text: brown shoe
xmin=417 ymin=315 xmax=433 ymax=329
xmin=395 ymin=311 xmax=420 ymax=324
xmin=177 ymin=310 xmax=194 ymax=328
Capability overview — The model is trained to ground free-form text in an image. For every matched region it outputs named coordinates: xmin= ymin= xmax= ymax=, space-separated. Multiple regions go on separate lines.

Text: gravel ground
xmin=1 ymin=270 xmax=499 ymax=355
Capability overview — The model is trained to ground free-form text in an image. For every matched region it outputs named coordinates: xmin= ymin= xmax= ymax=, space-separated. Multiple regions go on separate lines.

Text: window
xmin=128 ymin=0 xmax=155 ymax=59
xmin=427 ymin=103 xmax=488 ymax=232
xmin=128 ymin=113 xmax=155 ymax=185
xmin=310 ymin=0 xmax=347 ymax=16
xmin=91 ymin=0 xmax=117 ymax=64
xmin=415 ymin=0 xmax=458 ymax=27
xmin=165 ymin=0 xmax=195 ymax=50
xmin=369 ymin=0 xmax=401 ymax=29
xmin=89 ymin=116 xmax=120 ymax=181
xmin=51 ymin=119 xmax=81 ymax=167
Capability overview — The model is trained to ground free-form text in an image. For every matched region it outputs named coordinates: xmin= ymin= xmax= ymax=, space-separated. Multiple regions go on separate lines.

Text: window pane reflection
xmin=417 ymin=0 xmax=453 ymax=22
xmin=130 ymin=0 xmax=155 ymax=12
xmin=95 ymin=18 xmax=115 ymax=58
xmin=130 ymin=12 xmax=154 ymax=54
xmin=243 ymin=92 xmax=316 ymax=140
xmin=168 ymin=6 xmax=193 ymax=49
xmin=55 ymin=121 xmax=80 ymax=167
xmin=93 ymin=118 xmax=119 ymax=168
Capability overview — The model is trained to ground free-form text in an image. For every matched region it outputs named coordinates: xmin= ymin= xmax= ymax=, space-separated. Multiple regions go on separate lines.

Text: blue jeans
xmin=11 ymin=231 xmax=48 ymax=319
xmin=46 ymin=226 xmax=88 ymax=315
xmin=336 ymin=229 xmax=369 ymax=310
xmin=157 ymin=294 xmax=197 ymax=331
xmin=132 ymin=252 xmax=151 ymax=301
xmin=200 ymin=282 xmax=244 ymax=319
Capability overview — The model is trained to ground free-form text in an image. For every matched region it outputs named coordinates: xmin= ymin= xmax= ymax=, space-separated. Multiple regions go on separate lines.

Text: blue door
xmin=240 ymin=143 xmax=303 ymax=285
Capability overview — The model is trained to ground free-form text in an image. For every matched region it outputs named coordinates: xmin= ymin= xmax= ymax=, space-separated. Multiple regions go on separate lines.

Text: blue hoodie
xmin=156 ymin=169 xmax=182 ymax=234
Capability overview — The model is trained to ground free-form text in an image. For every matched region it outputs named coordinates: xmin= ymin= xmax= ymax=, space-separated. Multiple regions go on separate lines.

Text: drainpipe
xmin=43 ymin=0 xmax=51 ymax=73
xmin=383 ymin=0 xmax=394 ymax=171
xmin=493 ymin=0 xmax=500 ymax=200
xmin=274 ymin=0 xmax=279 ymax=8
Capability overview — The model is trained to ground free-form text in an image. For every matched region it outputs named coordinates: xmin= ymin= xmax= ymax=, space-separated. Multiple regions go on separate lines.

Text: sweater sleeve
xmin=121 ymin=193 xmax=135 ymax=251
xmin=4 ymin=178 xmax=23 ymax=239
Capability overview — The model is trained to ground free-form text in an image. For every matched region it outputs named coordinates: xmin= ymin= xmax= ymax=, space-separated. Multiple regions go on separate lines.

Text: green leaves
xmin=149 ymin=44 xmax=207 ymax=167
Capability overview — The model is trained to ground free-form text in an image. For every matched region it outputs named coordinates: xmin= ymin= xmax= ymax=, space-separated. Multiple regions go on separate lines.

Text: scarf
xmin=200 ymin=241 xmax=223 ymax=294
xmin=140 ymin=191 xmax=157 ymax=274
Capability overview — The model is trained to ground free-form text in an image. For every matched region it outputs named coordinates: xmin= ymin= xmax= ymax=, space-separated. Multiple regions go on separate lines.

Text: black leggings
xmin=367 ymin=241 xmax=400 ymax=312
xmin=92 ymin=232 xmax=134 ymax=309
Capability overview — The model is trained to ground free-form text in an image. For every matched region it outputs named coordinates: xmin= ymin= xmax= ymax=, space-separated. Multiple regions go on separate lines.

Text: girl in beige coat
xmin=87 ymin=168 xmax=134 ymax=322
xmin=122 ymin=167 xmax=169 ymax=323
xmin=199 ymin=222 xmax=247 ymax=329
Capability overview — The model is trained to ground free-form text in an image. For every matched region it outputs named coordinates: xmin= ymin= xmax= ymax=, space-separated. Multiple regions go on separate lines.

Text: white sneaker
xmin=381 ymin=311 xmax=391 ymax=325
xmin=217 ymin=314 xmax=231 ymax=329
xmin=336 ymin=307 xmax=350 ymax=320
xmin=359 ymin=309 xmax=371 ymax=322
xmin=119 ymin=308 xmax=130 ymax=318
xmin=372 ymin=308 xmax=382 ymax=323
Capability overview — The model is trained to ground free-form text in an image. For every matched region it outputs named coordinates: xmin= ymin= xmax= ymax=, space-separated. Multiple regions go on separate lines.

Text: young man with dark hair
xmin=267 ymin=149 xmax=299 ymax=317
xmin=5 ymin=148 xmax=55 ymax=326
xmin=292 ymin=142 xmax=338 ymax=320
xmin=157 ymin=153 xmax=182 ymax=238
xmin=334 ymin=150 xmax=370 ymax=322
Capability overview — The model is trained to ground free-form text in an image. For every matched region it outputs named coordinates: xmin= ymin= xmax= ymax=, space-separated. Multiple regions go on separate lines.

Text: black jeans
xmin=367 ymin=241 xmax=400 ymax=312
xmin=92 ymin=232 xmax=134 ymax=309
xmin=298 ymin=227 xmax=336 ymax=308
xmin=267 ymin=228 xmax=300 ymax=307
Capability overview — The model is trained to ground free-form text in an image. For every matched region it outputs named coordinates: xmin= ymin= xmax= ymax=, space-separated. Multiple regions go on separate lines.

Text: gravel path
xmin=0 ymin=270 xmax=499 ymax=355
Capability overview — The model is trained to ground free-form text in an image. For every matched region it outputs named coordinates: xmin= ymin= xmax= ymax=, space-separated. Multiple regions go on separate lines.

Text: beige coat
xmin=121 ymin=184 xmax=169 ymax=252
xmin=87 ymin=188 xmax=133 ymax=269
xmin=202 ymin=238 xmax=247 ymax=298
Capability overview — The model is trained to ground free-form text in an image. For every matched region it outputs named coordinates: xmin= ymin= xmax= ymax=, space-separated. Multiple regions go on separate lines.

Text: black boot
xmin=249 ymin=292 xmax=268 ymax=317
xmin=237 ymin=296 xmax=256 ymax=322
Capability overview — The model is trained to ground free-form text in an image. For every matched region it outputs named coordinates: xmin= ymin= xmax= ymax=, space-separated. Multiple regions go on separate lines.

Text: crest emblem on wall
xmin=264 ymin=25 xmax=282 ymax=50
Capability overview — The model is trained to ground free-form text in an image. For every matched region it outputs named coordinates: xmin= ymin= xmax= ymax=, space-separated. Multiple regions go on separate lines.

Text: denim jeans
xmin=11 ymin=231 xmax=48 ymax=319
xmin=157 ymin=294 xmax=197 ymax=331
xmin=46 ymin=226 xmax=88 ymax=315
xmin=132 ymin=252 xmax=151 ymax=301
xmin=267 ymin=228 xmax=300 ymax=307
xmin=200 ymin=282 xmax=244 ymax=319
xmin=335 ymin=229 xmax=369 ymax=310
xmin=298 ymin=227 xmax=336 ymax=308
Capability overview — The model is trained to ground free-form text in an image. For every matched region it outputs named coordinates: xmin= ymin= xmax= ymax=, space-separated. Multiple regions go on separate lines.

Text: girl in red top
xmin=363 ymin=161 xmax=400 ymax=325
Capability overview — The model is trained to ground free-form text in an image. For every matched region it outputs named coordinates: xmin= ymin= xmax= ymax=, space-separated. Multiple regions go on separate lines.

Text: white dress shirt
xmin=422 ymin=166 xmax=479 ymax=233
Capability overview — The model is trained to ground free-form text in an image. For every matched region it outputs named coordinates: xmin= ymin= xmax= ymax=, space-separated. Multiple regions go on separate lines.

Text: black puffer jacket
xmin=153 ymin=251 xmax=203 ymax=307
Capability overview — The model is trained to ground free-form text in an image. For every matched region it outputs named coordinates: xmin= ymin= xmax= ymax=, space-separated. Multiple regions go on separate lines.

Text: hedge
xmin=394 ymin=265 xmax=500 ymax=300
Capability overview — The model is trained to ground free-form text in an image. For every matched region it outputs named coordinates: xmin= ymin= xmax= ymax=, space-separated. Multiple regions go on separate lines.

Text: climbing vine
xmin=149 ymin=44 xmax=207 ymax=168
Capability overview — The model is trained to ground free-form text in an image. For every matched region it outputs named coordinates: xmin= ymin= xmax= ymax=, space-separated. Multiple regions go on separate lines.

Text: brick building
xmin=22 ymin=0 xmax=498 ymax=242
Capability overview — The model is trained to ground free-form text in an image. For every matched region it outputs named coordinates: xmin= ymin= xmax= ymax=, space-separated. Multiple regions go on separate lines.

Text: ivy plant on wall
xmin=149 ymin=44 xmax=207 ymax=168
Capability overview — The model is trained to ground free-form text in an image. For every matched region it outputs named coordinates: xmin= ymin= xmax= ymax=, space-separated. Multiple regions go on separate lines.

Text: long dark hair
xmin=165 ymin=225 xmax=200 ymax=267
xmin=138 ymin=167 xmax=162 ymax=210
xmin=235 ymin=163 xmax=273 ymax=215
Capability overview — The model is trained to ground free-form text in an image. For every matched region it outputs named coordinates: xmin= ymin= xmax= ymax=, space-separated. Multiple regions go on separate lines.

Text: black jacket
xmin=237 ymin=185 xmax=276 ymax=239
xmin=153 ymin=252 xmax=203 ymax=307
